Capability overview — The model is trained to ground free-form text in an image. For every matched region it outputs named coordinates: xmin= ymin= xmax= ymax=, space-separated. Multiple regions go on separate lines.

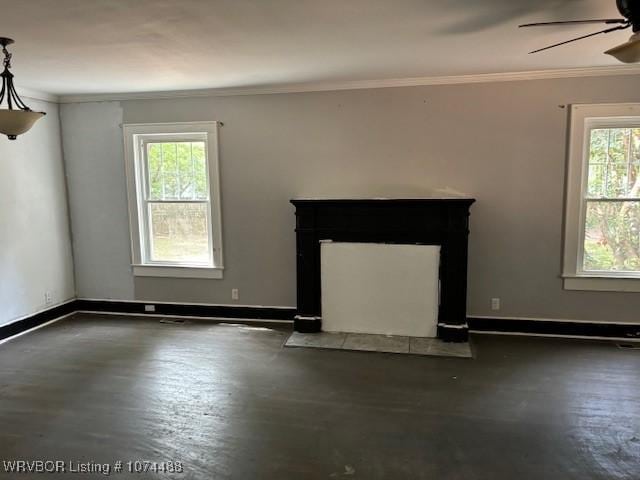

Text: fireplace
xmin=291 ymin=198 xmax=475 ymax=342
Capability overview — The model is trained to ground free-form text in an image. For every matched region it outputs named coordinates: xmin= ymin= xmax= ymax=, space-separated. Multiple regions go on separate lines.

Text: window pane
xmin=147 ymin=143 xmax=163 ymax=199
xmin=607 ymin=128 xmax=629 ymax=163
xmin=587 ymin=128 xmax=640 ymax=199
xmin=589 ymin=129 xmax=608 ymax=164
xmin=583 ymin=200 xmax=640 ymax=272
xmin=605 ymin=163 xmax=628 ymax=198
xmin=163 ymin=173 xmax=179 ymax=199
xmin=147 ymin=141 xmax=208 ymax=200
xmin=149 ymin=202 xmax=210 ymax=264
xmin=587 ymin=164 xmax=605 ymax=197
xmin=192 ymin=142 xmax=208 ymax=199
xmin=162 ymin=142 xmax=177 ymax=173
xmin=632 ymin=128 xmax=640 ymax=161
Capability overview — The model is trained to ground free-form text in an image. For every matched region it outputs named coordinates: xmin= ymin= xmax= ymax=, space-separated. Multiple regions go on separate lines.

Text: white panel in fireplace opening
xmin=321 ymin=242 xmax=440 ymax=337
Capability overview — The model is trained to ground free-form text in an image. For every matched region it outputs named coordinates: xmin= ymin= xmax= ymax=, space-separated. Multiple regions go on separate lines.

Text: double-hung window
xmin=123 ymin=122 xmax=223 ymax=279
xmin=563 ymin=104 xmax=640 ymax=291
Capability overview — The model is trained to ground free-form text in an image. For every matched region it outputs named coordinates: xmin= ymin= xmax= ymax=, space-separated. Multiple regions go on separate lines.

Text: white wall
xmin=60 ymin=74 xmax=640 ymax=323
xmin=60 ymin=102 xmax=134 ymax=300
xmin=0 ymin=99 xmax=75 ymax=326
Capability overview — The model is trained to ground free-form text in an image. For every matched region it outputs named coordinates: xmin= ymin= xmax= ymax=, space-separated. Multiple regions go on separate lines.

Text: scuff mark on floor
xmin=330 ymin=464 xmax=356 ymax=477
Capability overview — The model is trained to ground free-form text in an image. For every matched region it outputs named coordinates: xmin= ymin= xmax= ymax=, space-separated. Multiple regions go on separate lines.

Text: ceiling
xmin=2 ymin=0 xmax=639 ymax=96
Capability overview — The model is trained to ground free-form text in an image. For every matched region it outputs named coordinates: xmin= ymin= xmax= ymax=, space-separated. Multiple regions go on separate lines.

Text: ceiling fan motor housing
xmin=618 ymin=0 xmax=640 ymax=31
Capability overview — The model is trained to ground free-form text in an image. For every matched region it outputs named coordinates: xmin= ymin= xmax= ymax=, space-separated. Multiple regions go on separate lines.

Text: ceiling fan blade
xmin=529 ymin=24 xmax=630 ymax=54
xmin=605 ymin=33 xmax=640 ymax=63
xmin=520 ymin=19 xmax=628 ymax=28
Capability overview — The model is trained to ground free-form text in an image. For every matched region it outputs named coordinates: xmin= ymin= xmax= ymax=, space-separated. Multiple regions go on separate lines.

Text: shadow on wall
xmin=438 ymin=0 xmax=587 ymax=33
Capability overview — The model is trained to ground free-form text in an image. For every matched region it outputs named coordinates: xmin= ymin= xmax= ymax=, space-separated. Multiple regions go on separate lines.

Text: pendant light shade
xmin=0 ymin=37 xmax=45 ymax=140
xmin=0 ymin=109 xmax=45 ymax=139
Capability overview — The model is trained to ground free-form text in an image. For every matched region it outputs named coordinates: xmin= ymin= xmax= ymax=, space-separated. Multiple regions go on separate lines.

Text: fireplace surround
xmin=291 ymin=198 xmax=475 ymax=342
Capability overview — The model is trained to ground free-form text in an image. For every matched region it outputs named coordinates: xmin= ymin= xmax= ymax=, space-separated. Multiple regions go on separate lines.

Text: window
xmin=123 ymin=122 xmax=223 ymax=278
xmin=563 ymin=104 xmax=640 ymax=291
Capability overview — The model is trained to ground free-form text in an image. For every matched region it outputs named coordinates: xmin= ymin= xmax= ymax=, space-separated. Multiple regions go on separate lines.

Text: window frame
xmin=123 ymin=122 xmax=224 ymax=279
xmin=563 ymin=103 xmax=640 ymax=292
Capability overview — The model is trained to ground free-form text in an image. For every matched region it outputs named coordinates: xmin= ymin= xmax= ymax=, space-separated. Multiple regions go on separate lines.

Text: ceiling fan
xmin=519 ymin=0 xmax=640 ymax=62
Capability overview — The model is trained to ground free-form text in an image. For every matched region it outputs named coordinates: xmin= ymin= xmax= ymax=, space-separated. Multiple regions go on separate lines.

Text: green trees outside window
xmin=145 ymin=141 xmax=210 ymax=263
xmin=584 ymin=128 xmax=640 ymax=272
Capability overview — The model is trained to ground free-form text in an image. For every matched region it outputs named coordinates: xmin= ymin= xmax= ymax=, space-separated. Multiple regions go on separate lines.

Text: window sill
xmin=133 ymin=265 xmax=224 ymax=279
xmin=563 ymin=275 xmax=640 ymax=292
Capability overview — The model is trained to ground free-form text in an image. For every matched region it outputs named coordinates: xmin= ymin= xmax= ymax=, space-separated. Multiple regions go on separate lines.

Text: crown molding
xmin=15 ymin=87 xmax=59 ymax=103
xmin=50 ymin=64 xmax=640 ymax=104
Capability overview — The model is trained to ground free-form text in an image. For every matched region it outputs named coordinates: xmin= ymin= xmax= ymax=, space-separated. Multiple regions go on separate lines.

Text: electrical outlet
xmin=144 ymin=304 xmax=156 ymax=312
xmin=231 ymin=288 xmax=239 ymax=301
xmin=44 ymin=292 xmax=53 ymax=305
xmin=491 ymin=298 xmax=501 ymax=311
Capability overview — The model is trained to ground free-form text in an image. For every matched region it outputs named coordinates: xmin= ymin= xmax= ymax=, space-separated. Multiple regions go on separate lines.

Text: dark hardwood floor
xmin=0 ymin=313 xmax=638 ymax=479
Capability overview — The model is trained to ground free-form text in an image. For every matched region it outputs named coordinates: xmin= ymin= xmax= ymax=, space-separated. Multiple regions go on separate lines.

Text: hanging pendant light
xmin=0 ymin=38 xmax=45 ymax=140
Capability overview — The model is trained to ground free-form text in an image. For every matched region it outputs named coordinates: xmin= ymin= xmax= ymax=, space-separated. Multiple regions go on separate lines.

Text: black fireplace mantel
xmin=291 ymin=198 xmax=475 ymax=342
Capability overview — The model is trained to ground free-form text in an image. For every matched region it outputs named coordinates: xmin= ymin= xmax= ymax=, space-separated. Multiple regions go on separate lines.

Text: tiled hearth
xmin=285 ymin=332 xmax=472 ymax=358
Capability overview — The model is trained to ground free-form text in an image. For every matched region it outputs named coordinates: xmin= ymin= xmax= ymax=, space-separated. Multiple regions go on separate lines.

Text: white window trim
xmin=563 ymin=103 xmax=640 ymax=292
xmin=123 ymin=121 xmax=224 ymax=279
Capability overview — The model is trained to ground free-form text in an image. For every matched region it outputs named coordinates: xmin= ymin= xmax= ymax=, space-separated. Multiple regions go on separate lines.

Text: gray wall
xmin=61 ymin=75 xmax=640 ymax=322
xmin=0 ymin=99 xmax=75 ymax=326
xmin=60 ymin=102 xmax=134 ymax=300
